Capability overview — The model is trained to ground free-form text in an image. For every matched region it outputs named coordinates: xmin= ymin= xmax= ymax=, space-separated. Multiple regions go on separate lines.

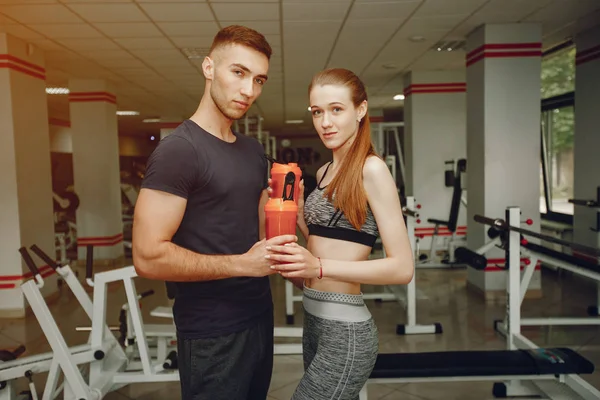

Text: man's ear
xmin=202 ymin=56 xmax=214 ymax=80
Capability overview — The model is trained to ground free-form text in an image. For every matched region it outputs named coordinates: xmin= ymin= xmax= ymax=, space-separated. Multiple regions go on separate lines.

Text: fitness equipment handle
xmin=18 ymin=247 xmax=44 ymax=288
xmin=29 ymin=245 xmax=60 ymax=270
xmin=138 ymin=289 xmax=155 ymax=299
xmin=568 ymin=198 xmax=600 ymax=208
xmin=18 ymin=247 xmax=40 ymax=277
xmin=0 ymin=344 xmax=26 ymax=362
xmin=474 ymin=214 xmax=600 ymax=257
xmin=402 ymin=207 xmax=418 ymax=218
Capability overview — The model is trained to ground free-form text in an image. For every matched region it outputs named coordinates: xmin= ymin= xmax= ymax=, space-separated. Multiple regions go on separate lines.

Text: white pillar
xmin=403 ymin=71 xmax=467 ymax=255
xmin=0 ymin=33 xmax=57 ymax=318
xmin=573 ymin=24 xmax=600 ymax=261
xmin=465 ymin=23 xmax=543 ymax=301
xmin=69 ymin=79 xmax=124 ymax=265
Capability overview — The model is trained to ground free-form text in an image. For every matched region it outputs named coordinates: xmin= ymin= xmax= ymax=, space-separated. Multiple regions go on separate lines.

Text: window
xmin=539 ymin=44 xmax=575 ymax=221
xmin=541 ymin=46 xmax=575 ymax=99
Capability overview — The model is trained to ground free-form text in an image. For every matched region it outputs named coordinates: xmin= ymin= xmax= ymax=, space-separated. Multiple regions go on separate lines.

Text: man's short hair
xmin=209 ymin=25 xmax=272 ymax=60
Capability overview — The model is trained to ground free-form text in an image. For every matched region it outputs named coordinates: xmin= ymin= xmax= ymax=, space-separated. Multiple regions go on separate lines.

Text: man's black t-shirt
xmin=141 ymin=119 xmax=271 ymax=339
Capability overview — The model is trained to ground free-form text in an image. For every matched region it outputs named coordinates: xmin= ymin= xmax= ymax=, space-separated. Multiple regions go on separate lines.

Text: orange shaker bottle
xmin=265 ymin=172 xmax=298 ymax=239
xmin=270 ymin=162 xmax=302 ymax=205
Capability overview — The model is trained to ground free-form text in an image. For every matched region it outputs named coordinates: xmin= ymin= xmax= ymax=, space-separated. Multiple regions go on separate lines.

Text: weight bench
xmin=360 ymin=347 xmax=594 ymax=399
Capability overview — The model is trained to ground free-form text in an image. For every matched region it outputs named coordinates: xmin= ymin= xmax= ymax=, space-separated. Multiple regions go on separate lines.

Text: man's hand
xmin=240 ymin=234 xmax=298 ymax=277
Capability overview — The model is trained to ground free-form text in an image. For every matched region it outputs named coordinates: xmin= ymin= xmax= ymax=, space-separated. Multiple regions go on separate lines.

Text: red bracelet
xmin=317 ymin=257 xmax=323 ymax=279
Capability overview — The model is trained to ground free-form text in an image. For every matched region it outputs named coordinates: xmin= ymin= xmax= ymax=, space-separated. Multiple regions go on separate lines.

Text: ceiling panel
xmin=0 ymin=4 xmax=82 ymax=24
xmin=211 ymin=0 xmax=278 ymax=2
xmin=79 ymin=49 xmax=138 ymax=61
xmin=138 ymin=3 xmax=214 ymax=22
xmin=65 ymin=3 xmax=150 ymax=23
xmin=93 ymin=22 xmax=164 ymax=38
xmin=212 ymin=3 xmax=280 ymax=21
xmin=114 ymin=37 xmax=176 ymax=50
xmin=348 ymin=1 xmax=421 ymax=20
xmin=28 ymin=23 xmax=104 ymax=38
xmin=156 ymin=21 xmax=219 ymax=37
xmin=415 ymin=0 xmax=489 ymax=17
xmin=327 ymin=19 xmax=402 ymax=73
xmin=169 ymin=35 xmax=215 ymax=48
xmin=448 ymin=0 xmax=552 ymax=38
xmin=522 ymin=0 xmax=600 ymax=26
xmin=409 ymin=47 xmax=466 ymax=70
xmin=0 ymin=24 xmax=45 ymax=40
xmin=29 ymin=39 xmax=70 ymax=52
xmin=57 ymin=38 xmax=122 ymax=51
xmin=283 ymin=2 xmax=350 ymax=21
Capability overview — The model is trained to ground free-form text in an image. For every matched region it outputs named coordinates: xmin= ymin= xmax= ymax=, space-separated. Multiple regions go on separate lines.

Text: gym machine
xmin=359 ymin=207 xmax=598 ymax=400
xmin=416 ymin=159 xmax=468 ymax=268
xmin=568 ymin=186 xmax=600 ymax=315
xmin=394 ymin=197 xmax=442 ymax=335
xmin=490 ymin=215 xmax=600 ymax=332
xmin=53 ymin=191 xmax=79 ymax=266
xmin=0 ymin=245 xmax=179 ymax=400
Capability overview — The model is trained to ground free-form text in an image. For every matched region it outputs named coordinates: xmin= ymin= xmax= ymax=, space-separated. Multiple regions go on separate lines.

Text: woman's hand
xmin=266 ymin=242 xmax=320 ymax=279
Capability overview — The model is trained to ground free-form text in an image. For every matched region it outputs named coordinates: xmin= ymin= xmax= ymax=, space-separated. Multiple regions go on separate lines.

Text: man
xmin=132 ymin=25 xmax=296 ymax=400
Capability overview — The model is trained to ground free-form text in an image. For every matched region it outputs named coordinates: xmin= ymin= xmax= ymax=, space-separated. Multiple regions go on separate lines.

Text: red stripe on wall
xmin=466 ymin=43 xmax=542 ymax=67
xmin=0 ymin=54 xmax=45 ymax=73
xmin=69 ymin=91 xmax=117 ymax=104
xmin=0 ymin=265 xmax=53 ymax=281
xmin=0 ymin=283 xmax=16 ymax=289
xmin=576 ymin=44 xmax=600 ymax=58
xmin=0 ymin=62 xmax=46 ymax=80
xmin=403 ymin=83 xmax=466 ymax=97
xmin=466 ymin=43 xmax=542 ymax=59
xmin=0 ymin=269 xmax=57 ymax=290
xmin=49 ymin=117 xmax=71 ymax=127
xmin=77 ymin=233 xmax=124 ymax=247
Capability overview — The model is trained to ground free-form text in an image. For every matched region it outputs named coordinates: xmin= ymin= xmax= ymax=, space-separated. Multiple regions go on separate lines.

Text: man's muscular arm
xmin=133 ymin=188 xmax=296 ymax=281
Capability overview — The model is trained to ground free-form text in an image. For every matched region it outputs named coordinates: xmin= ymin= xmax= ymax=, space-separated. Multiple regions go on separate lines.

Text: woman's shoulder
xmin=362 ymin=155 xmax=389 ymax=180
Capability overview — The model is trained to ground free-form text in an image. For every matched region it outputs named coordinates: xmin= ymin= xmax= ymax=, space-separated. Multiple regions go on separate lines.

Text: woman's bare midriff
xmin=304 ymin=235 xmax=372 ymax=295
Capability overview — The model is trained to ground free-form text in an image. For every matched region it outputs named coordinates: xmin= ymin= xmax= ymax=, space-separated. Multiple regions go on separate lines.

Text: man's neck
xmin=189 ymin=95 xmax=235 ymax=143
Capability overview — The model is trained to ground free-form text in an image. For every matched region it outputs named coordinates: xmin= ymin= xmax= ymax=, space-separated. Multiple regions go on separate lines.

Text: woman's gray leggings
xmin=291 ymin=285 xmax=379 ymax=400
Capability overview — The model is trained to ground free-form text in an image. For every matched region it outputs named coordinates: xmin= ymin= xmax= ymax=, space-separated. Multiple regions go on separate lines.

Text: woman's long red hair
xmin=309 ymin=68 xmax=378 ymax=231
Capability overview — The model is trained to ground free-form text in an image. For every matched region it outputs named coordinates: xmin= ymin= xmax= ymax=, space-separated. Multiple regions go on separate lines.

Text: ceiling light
xmin=143 ymin=118 xmax=161 ymax=123
xmin=286 ymin=120 xmax=303 ymax=124
xmin=409 ymin=35 xmax=426 ymax=42
xmin=393 ymin=94 xmax=405 ymax=101
xmin=433 ymin=40 xmax=466 ymax=52
xmin=307 ymin=106 xmax=311 ymax=111
xmin=46 ymin=87 xmax=69 ymax=95
xmin=116 ymin=111 xmax=139 ymax=116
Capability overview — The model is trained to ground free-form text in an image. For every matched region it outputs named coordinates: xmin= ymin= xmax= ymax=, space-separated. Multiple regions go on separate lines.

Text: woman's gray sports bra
xmin=303 ymin=162 xmax=379 ymax=247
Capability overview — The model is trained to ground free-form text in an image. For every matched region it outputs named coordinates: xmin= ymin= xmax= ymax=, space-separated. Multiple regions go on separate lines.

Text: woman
xmin=266 ymin=68 xmax=415 ymax=399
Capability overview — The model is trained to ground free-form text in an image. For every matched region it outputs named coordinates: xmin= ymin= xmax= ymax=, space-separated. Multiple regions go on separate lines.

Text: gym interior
xmin=1 ymin=1 xmax=600 ymax=399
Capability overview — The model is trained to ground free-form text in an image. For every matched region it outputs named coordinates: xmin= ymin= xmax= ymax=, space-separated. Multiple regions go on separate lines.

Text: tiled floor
xmin=2 ymin=260 xmax=599 ymax=399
